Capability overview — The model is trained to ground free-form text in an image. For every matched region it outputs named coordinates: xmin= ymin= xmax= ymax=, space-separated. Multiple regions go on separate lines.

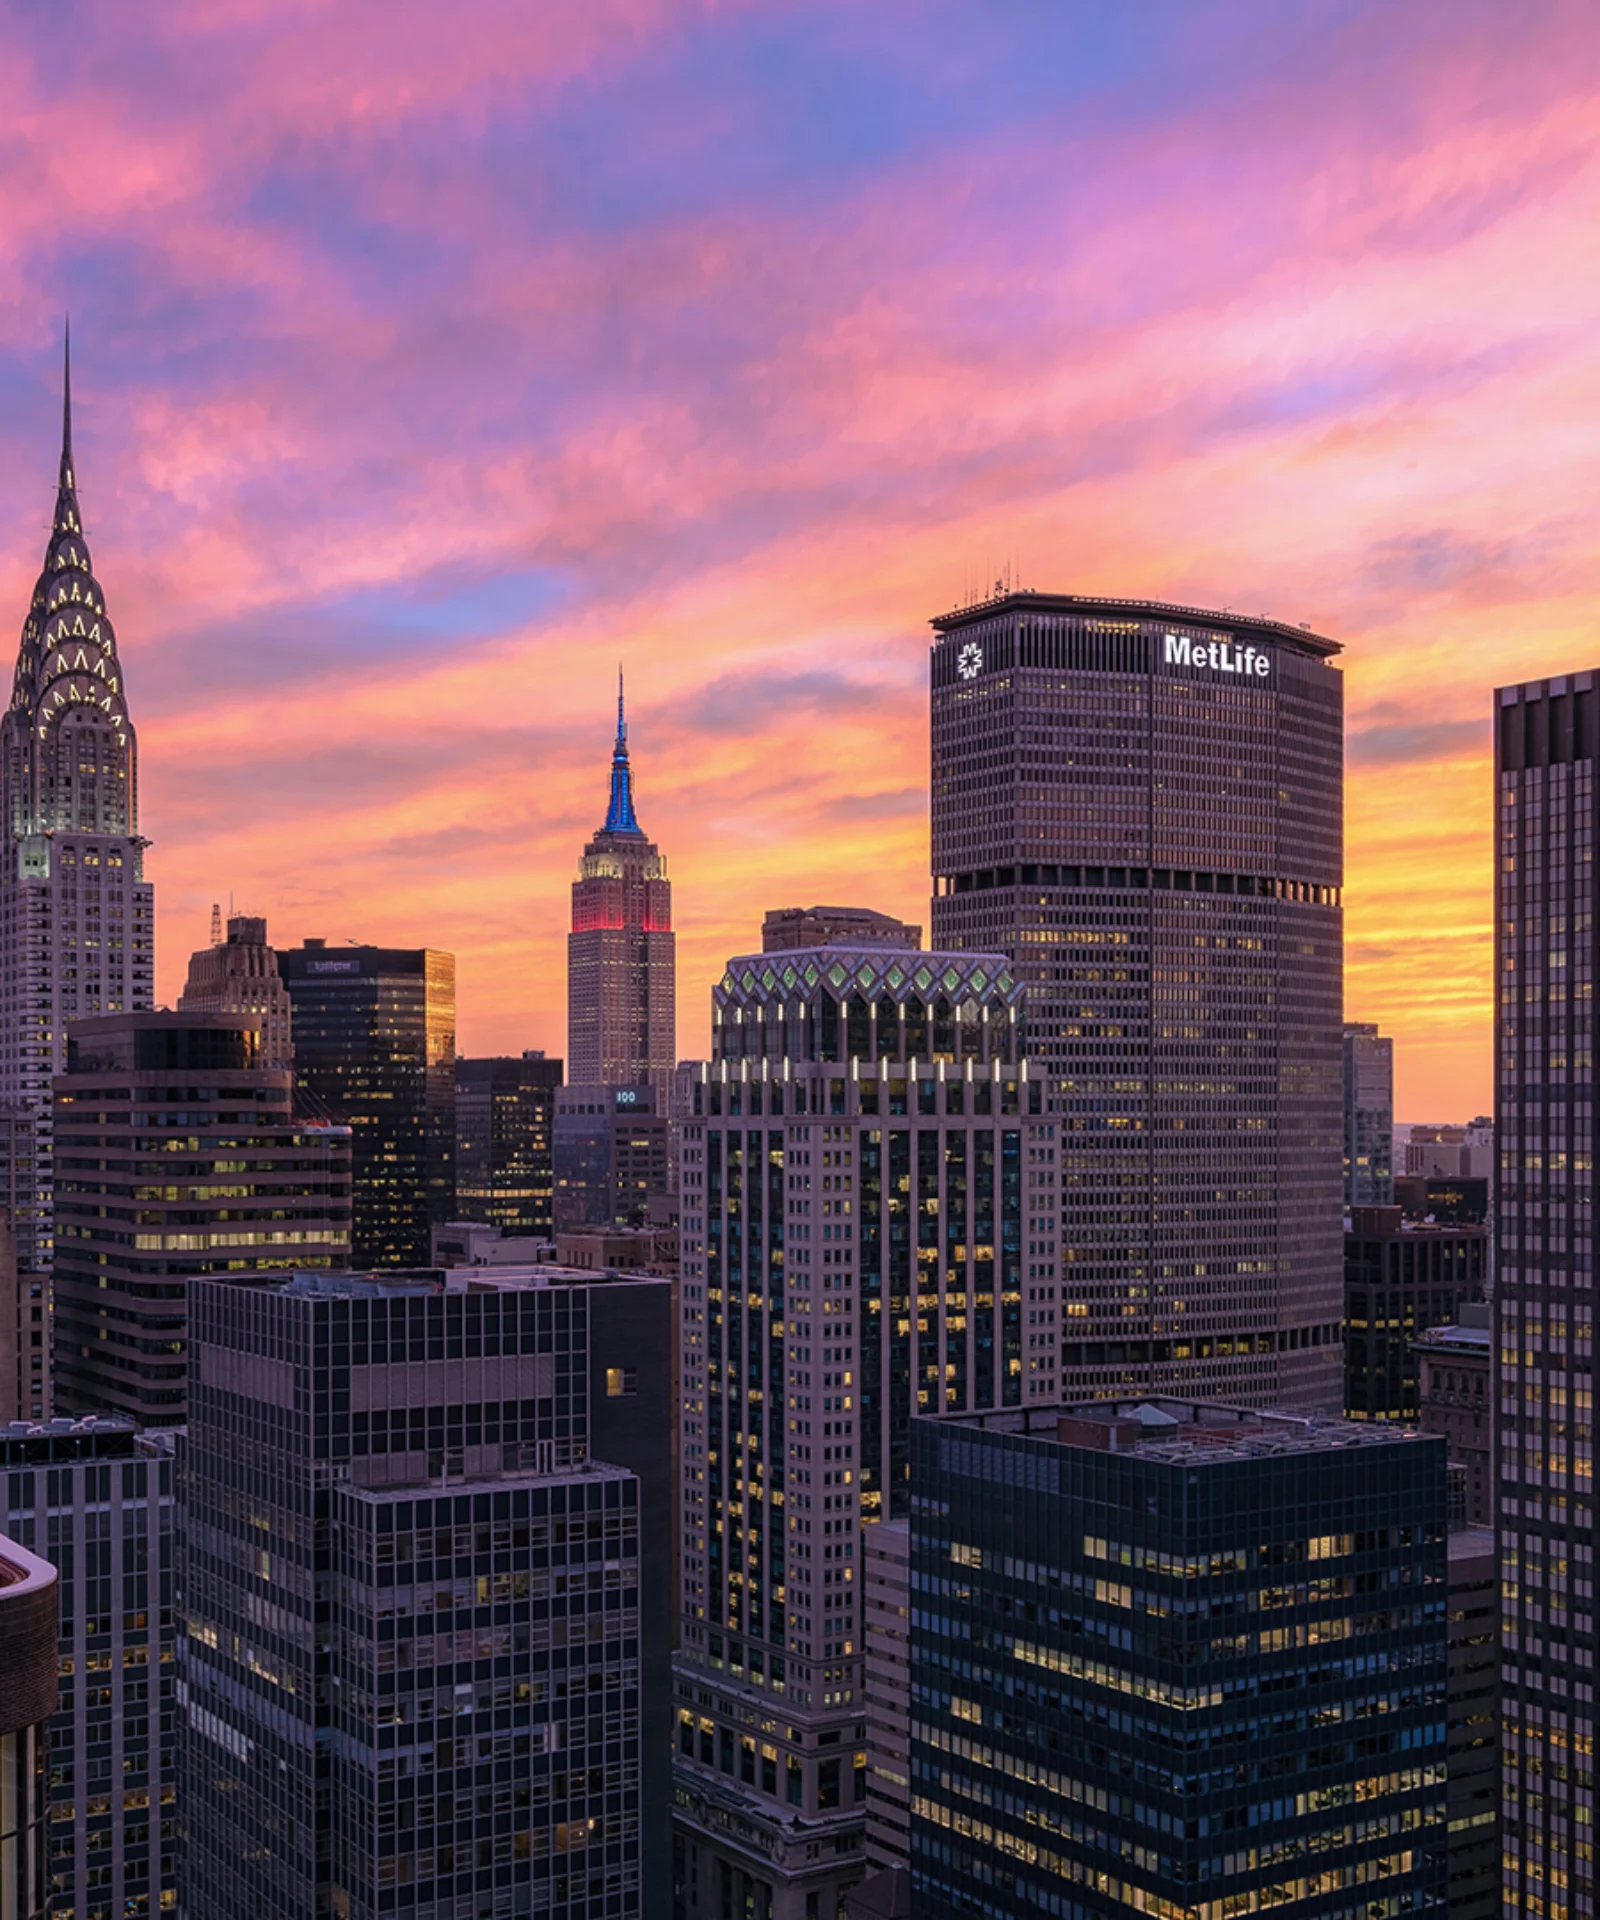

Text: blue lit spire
xmin=603 ymin=667 xmax=643 ymax=835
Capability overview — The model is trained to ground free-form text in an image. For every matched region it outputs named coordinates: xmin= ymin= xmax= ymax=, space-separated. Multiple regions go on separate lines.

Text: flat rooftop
xmin=931 ymin=1397 xmax=1432 ymax=1466
xmin=929 ymin=589 xmax=1340 ymax=658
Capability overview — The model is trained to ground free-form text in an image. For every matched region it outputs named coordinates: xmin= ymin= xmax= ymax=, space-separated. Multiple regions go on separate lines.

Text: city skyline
xmin=1 ymin=5 xmax=1593 ymax=1120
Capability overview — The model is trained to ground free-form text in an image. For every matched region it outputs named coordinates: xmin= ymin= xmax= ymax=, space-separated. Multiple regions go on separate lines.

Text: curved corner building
xmin=0 ymin=1527 xmax=58 ymax=1920
xmin=930 ymin=592 xmax=1344 ymax=1409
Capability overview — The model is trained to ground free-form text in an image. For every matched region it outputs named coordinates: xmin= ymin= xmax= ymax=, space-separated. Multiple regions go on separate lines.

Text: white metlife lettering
xmin=1163 ymin=631 xmax=1271 ymax=678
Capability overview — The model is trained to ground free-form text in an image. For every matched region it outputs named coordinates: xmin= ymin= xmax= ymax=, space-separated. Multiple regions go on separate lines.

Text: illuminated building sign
xmin=1163 ymin=632 xmax=1271 ymax=679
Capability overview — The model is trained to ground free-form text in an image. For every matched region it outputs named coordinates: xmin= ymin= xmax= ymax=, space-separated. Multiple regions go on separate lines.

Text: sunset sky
xmin=2 ymin=0 xmax=1597 ymax=1118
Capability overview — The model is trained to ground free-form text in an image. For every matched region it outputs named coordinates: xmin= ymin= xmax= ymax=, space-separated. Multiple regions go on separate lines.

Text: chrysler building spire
xmin=0 ymin=332 xmax=154 ymax=1278
xmin=4 ymin=325 xmax=135 ymax=842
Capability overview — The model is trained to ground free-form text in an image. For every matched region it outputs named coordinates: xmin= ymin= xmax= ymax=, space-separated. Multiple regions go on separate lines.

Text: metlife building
xmin=930 ymin=592 xmax=1344 ymax=1409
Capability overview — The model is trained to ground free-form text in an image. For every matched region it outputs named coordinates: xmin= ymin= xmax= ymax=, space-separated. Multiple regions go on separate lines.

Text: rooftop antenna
xmin=209 ymin=902 xmax=222 ymax=947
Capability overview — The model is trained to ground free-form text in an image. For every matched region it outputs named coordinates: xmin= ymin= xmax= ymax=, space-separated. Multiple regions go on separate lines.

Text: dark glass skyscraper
xmin=1494 ymin=670 xmax=1598 ymax=1919
xmin=50 ymin=1012 xmax=351 ymax=1422
xmin=1343 ymin=1020 xmax=1395 ymax=1206
xmin=908 ymin=1398 xmax=1450 ymax=1920
xmin=567 ymin=679 xmax=675 ymax=1105
xmin=278 ymin=941 xmax=456 ymax=1266
xmin=0 ymin=338 xmax=155 ymax=1271
xmin=177 ymin=1274 xmax=642 ymax=1920
xmin=930 ymin=593 xmax=1344 ymax=1408
xmin=4 ymin=1417 xmax=175 ymax=1920
xmin=455 ymin=1052 xmax=563 ymax=1236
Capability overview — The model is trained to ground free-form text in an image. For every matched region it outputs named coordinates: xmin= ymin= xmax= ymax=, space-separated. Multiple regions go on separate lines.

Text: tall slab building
xmin=929 ymin=592 xmax=1344 ymax=1409
xmin=1494 ymin=671 xmax=1597 ymax=1920
xmin=0 ymin=341 xmax=155 ymax=1271
xmin=672 ymin=947 xmax=1059 ymax=1920
xmin=567 ymin=680 xmax=675 ymax=1104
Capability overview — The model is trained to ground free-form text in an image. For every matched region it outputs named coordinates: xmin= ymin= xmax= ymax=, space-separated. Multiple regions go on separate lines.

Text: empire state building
xmin=0 ymin=340 xmax=155 ymax=1269
xmin=567 ymin=678 xmax=675 ymax=1101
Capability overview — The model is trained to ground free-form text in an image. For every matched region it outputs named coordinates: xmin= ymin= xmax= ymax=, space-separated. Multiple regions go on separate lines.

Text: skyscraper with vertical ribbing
xmin=1494 ymin=670 xmax=1597 ymax=1920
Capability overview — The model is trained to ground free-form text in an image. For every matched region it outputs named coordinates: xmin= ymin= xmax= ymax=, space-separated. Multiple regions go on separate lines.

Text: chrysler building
xmin=567 ymin=677 xmax=675 ymax=1103
xmin=0 ymin=338 xmax=155 ymax=1269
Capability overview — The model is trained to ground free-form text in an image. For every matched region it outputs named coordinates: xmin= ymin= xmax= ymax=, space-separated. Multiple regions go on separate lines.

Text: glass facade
xmin=1342 ymin=1215 xmax=1487 ymax=1422
xmin=456 ymin=1054 xmax=563 ymax=1236
xmin=277 ymin=943 xmax=456 ymax=1268
xmin=177 ymin=1276 xmax=641 ymax=1920
xmin=0 ymin=1524 xmax=58 ymax=1920
xmin=3 ymin=1421 xmax=173 ymax=1920
xmin=1343 ymin=1023 xmax=1395 ymax=1207
xmin=908 ymin=1401 xmax=1450 ymax=1920
xmin=929 ymin=595 xmax=1345 ymax=1410
xmin=50 ymin=1014 xmax=352 ymax=1424
xmin=1494 ymin=674 xmax=1599 ymax=1919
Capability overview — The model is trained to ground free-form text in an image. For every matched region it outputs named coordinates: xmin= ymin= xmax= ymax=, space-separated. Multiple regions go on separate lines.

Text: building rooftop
xmin=928 ymin=589 xmax=1341 ymax=658
xmin=931 ymin=1397 xmax=1433 ymax=1466
xmin=1414 ymin=1320 xmax=1493 ymax=1355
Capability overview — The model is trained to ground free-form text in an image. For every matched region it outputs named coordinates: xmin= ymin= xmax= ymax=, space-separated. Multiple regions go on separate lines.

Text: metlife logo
xmin=1163 ymin=631 xmax=1272 ymax=680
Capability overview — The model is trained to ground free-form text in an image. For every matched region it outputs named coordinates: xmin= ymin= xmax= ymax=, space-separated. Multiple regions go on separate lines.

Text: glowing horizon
xmin=3 ymin=0 xmax=1596 ymax=1119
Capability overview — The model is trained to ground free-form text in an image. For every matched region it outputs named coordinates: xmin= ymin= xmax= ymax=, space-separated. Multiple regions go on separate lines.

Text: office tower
xmin=455 ymin=1052 xmax=563 ymax=1235
xmin=177 ymin=1274 xmax=642 ymax=1920
xmin=1343 ymin=1020 xmax=1395 ymax=1206
xmin=278 ymin=940 xmax=456 ymax=1266
xmin=554 ymin=1083 xmax=672 ymax=1231
xmin=567 ymin=680 xmax=675 ymax=1102
xmin=177 ymin=910 xmax=293 ymax=1068
xmin=1342 ymin=1205 xmax=1487 ymax=1421
xmin=862 ymin=1518 xmax=910 ymax=1872
xmin=0 ymin=1211 xmax=49 ymax=1418
xmin=673 ymin=946 xmax=1058 ymax=1920
xmin=762 ymin=907 xmax=920 ymax=953
xmin=0 ymin=340 xmax=156 ymax=1272
xmin=4 ymin=1416 xmax=175 ymax=1920
xmin=452 ymin=1264 xmax=677 ymax=1920
xmin=929 ymin=593 xmax=1344 ymax=1409
xmin=907 ymin=1398 xmax=1449 ymax=1920
xmin=1494 ymin=670 xmax=1598 ymax=1918
xmin=1445 ymin=1524 xmax=1500 ymax=1920
xmin=0 ymin=1521 xmax=57 ymax=1920
xmin=1414 ymin=1305 xmax=1493 ymax=1526
xmin=50 ymin=1012 xmax=352 ymax=1422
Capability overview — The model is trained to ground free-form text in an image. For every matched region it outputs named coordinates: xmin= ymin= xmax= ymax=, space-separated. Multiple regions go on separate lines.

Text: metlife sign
xmin=1162 ymin=631 xmax=1272 ymax=681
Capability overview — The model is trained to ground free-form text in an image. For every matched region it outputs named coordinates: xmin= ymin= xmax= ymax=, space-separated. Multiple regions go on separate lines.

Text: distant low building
xmin=1394 ymin=1173 xmax=1490 ymax=1226
xmin=1414 ymin=1306 xmax=1493 ymax=1527
xmin=429 ymin=1220 xmax=556 ymax=1268
xmin=557 ymin=1225 xmax=678 ymax=1276
xmin=761 ymin=906 xmax=920 ymax=952
xmin=1344 ymin=1205 xmax=1487 ymax=1422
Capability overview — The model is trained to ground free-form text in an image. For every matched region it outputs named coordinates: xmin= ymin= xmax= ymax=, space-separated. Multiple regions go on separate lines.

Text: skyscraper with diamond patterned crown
xmin=0 ymin=335 xmax=155 ymax=1273
xmin=567 ymin=674 xmax=675 ymax=1104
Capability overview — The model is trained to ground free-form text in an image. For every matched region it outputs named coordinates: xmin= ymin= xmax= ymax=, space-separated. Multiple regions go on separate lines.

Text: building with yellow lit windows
xmin=0 ymin=336 xmax=156 ymax=1274
xmin=671 ymin=946 xmax=1058 ymax=1920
